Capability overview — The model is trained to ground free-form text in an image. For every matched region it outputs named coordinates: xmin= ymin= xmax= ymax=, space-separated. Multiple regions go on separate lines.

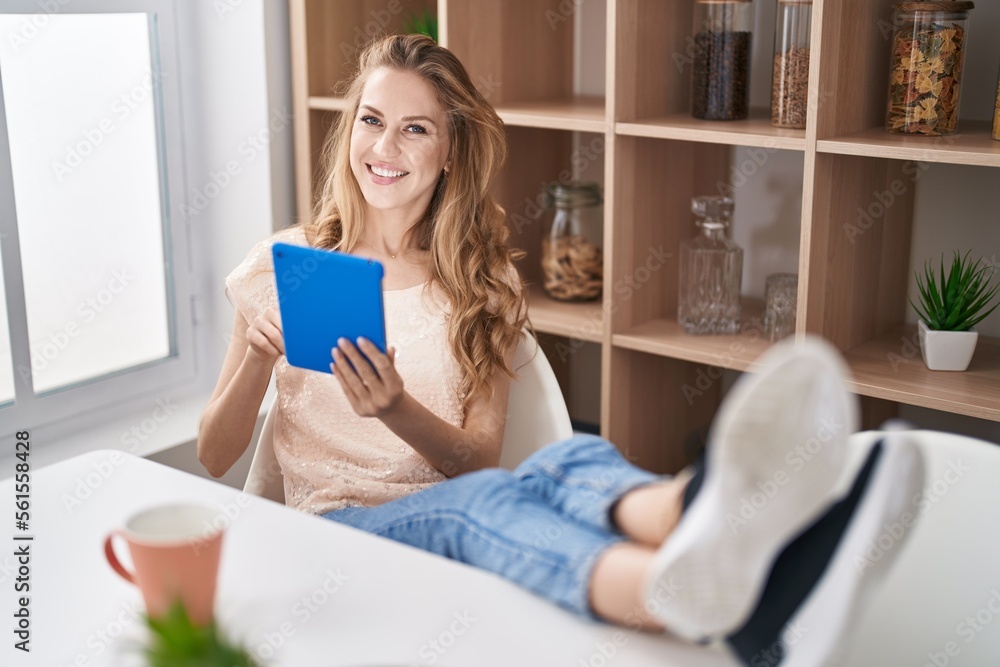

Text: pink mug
xmin=104 ymin=503 xmax=224 ymax=626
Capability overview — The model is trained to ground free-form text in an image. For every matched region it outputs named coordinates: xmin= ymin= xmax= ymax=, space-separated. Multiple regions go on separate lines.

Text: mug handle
xmin=104 ymin=531 xmax=135 ymax=584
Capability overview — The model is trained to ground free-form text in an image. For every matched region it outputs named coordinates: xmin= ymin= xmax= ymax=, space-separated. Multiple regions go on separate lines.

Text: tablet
xmin=272 ymin=242 xmax=386 ymax=373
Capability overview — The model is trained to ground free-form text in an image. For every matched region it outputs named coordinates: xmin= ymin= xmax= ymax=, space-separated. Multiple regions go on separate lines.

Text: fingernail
xmin=357 ymin=337 xmax=368 ymax=346
xmin=338 ymin=337 xmax=348 ymax=347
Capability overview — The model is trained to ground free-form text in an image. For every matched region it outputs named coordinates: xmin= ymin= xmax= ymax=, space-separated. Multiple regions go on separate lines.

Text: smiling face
xmin=349 ymin=68 xmax=451 ymax=225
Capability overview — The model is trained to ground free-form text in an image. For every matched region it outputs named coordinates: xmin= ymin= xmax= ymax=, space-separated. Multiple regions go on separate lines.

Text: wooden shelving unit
xmin=817 ymin=121 xmax=1000 ymax=168
xmin=618 ymin=109 xmax=807 ymax=150
xmin=289 ymin=0 xmax=1000 ymax=473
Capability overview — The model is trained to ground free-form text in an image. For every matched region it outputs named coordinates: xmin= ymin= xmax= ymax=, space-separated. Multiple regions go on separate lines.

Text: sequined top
xmin=225 ymin=227 xmax=464 ymax=515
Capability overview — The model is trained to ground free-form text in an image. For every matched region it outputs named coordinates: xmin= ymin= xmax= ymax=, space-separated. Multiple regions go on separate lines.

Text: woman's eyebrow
xmin=360 ymin=104 xmax=436 ymax=126
xmin=401 ymin=115 xmax=436 ymax=126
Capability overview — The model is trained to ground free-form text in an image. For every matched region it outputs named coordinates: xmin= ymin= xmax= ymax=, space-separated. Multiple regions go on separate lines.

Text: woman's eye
xmin=406 ymin=124 xmax=427 ymax=134
xmin=360 ymin=115 xmax=381 ymax=126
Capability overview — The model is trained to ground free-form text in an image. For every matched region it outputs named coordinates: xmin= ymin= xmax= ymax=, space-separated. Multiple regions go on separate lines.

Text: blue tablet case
xmin=272 ymin=242 xmax=386 ymax=373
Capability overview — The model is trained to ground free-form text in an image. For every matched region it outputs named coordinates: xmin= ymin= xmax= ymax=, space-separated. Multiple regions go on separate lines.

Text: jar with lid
xmin=992 ymin=63 xmax=999 ymax=141
xmin=692 ymin=0 xmax=754 ymax=121
xmin=679 ymin=196 xmax=743 ymax=335
xmin=540 ymin=182 xmax=603 ymax=302
xmin=886 ymin=2 xmax=975 ymax=136
xmin=771 ymin=0 xmax=812 ymax=128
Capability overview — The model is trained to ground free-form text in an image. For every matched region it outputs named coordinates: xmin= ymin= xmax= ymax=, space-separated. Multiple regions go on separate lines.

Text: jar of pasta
xmin=886 ymin=2 xmax=975 ymax=136
xmin=540 ymin=182 xmax=603 ymax=302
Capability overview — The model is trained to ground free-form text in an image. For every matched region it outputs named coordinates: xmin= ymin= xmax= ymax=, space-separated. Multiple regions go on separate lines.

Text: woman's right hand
xmin=245 ymin=306 xmax=285 ymax=366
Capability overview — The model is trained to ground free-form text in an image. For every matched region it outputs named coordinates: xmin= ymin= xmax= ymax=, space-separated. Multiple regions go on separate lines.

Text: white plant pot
xmin=918 ymin=320 xmax=979 ymax=371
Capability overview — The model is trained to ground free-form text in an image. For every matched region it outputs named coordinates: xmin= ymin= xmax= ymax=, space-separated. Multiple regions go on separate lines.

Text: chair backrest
xmin=243 ymin=400 xmax=284 ymax=503
xmin=243 ymin=332 xmax=573 ymax=500
xmin=498 ymin=333 xmax=574 ymax=469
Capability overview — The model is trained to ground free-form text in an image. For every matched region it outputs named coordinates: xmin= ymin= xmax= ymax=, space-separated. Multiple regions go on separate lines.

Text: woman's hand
xmin=331 ymin=337 xmax=404 ymax=417
xmin=245 ymin=306 xmax=285 ymax=366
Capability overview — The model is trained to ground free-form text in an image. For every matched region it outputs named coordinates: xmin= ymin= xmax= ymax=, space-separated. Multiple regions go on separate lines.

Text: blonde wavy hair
xmin=300 ymin=34 xmax=528 ymax=409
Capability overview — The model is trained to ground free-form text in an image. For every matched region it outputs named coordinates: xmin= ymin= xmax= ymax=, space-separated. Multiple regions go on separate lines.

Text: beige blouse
xmin=225 ymin=227 xmax=463 ymax=515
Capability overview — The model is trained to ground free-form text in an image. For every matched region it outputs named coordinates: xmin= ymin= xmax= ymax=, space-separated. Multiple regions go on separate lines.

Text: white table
xmin=1 ymin=431 xmax=998 ymax=666
xmin=0 ymin=450 xmax=731 ymax=667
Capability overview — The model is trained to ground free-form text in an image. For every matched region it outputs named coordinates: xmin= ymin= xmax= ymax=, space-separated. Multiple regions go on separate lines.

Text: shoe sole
xmin=645 ymin=337 xmax=859 ymax=640
xmin=781 ymin=433 xmax=926 ymax=666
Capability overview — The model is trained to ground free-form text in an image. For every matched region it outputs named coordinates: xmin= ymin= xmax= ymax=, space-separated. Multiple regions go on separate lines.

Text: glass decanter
xmin=678 ymin=196 xmax=743 ymax=335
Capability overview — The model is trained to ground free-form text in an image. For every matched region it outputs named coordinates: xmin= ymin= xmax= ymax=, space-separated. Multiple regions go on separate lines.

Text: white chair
xmin=243 ymin=332 xmax=573 ymax=502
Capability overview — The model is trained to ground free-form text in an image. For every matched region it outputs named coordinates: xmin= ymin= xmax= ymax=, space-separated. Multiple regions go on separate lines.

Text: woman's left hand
xmin=331 ymin=337 xmax=405 ymax=417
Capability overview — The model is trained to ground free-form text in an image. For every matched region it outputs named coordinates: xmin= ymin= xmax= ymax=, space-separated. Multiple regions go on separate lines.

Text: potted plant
xmin=403 ymin=9 xmax=438 ymax=43
xmin=138 ymin=602 xmax=259 ymax=667
xmin=911 ymin=251 xmax=1000 ymax=371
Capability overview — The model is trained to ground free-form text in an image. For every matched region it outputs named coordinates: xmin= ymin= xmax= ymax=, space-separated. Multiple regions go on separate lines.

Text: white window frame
xmin=0 ymin=0 xmax=195 ymax=438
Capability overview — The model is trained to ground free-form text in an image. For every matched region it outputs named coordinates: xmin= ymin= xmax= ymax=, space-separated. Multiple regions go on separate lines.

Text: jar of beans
xmin=692 ymin=0 xmax=754 ymax=121
xmin=540 ymin=182 xmax=603 ymax=302
xmin=771 ymin=0 xmax=812 ymax=128
xmin=886 ymin=2 xmax=974 ymax=136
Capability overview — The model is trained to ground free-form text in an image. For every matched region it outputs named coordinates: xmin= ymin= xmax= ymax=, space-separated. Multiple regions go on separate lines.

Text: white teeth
xmin=370 ymin=165 xmax=407 ymax=178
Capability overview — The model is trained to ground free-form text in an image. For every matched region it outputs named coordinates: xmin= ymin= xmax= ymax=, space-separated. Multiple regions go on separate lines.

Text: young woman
xmin=199 ymin=35 xmax=924 ymax=665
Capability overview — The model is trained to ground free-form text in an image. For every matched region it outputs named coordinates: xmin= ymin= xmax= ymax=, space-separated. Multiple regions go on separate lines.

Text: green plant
xmin=911 ymin=251 xmax=1000 ymax=331
xmin=141 ymin=602 xmax=259 ymax=667
xmin=403 ymin=9 xmax=438 ymax=43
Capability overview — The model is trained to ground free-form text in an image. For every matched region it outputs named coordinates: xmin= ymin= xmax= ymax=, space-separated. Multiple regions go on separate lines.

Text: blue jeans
xmin=323 ymin=435 xmax=660 ymax=619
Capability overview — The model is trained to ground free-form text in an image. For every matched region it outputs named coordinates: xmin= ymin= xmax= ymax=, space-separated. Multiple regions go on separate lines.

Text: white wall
xmin=178 ymin=0 xmax=293 ymax=380
xmin=140 ymin=0 xmax=292 ymax=483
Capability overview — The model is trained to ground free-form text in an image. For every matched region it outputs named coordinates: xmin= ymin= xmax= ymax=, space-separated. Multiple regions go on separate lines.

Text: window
xmin=0 ymin=0 xmax=194 ymax=437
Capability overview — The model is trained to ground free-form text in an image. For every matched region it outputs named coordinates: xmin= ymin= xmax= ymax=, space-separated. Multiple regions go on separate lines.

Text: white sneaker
xmin=644 ymin=336 xmax=858 ymax=640
xmin=780 ymin=432 xmax=925 ymax=666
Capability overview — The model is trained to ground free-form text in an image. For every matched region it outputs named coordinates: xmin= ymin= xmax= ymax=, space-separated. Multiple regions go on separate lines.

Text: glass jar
xmin=540 ymin=182 xmax=603 ymax=302
xmin=679 ymin=196 xmax=743 ymax=335
xmin=886 ymin=2 xmax=975 ymax=136
xmin=771 ymin=0 xmax=812 ymax=128
xmin=692 ymin=0 xmax=754 ymax=121
xmin=993 ymin=64 xmax=1000 ymax=141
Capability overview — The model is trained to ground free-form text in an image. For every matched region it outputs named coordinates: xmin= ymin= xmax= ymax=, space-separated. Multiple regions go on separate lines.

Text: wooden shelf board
xmin=843 ymin=325 xmax=1000 ymax=422
xmin=496 ymin=96 xmax=606 ymax=133
xmin=612 ymin=300 xmax=774 ymax=370
xmin=309 ymin=96 xmax=350 ymax=112
xmin=617 ymin=109 xmax=806 ymax=151
xmin=817 ymin=121 xmax=1000 ymax=168
xmin=526 ymin=286 xmax=604 ymax=343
